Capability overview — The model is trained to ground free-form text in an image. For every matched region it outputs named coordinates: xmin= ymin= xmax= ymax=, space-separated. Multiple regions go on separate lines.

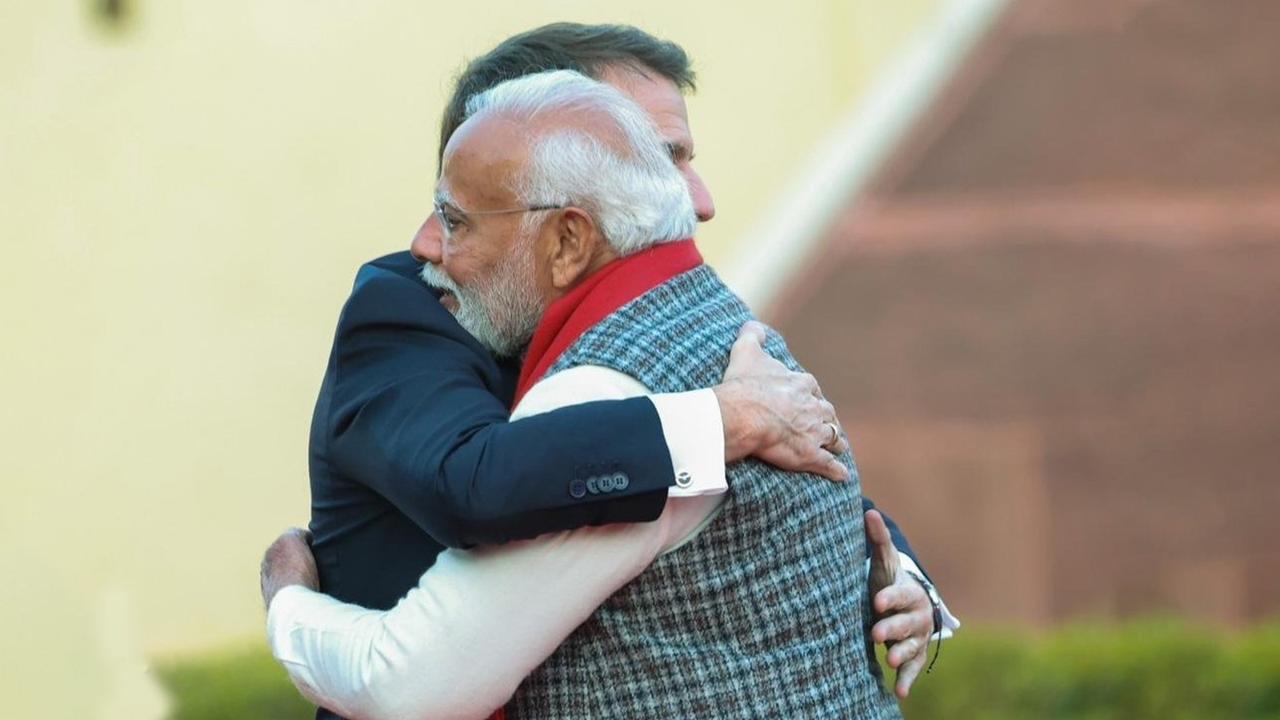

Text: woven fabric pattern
xmin=507 ymin=265 xmax=901 ymax=719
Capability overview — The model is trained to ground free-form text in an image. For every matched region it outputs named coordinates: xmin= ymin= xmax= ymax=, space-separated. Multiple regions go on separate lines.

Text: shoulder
xmin=339 ymin=252 xmax=453 ymax=330
xmin=352 ymin=251 xmax=434 ymax=297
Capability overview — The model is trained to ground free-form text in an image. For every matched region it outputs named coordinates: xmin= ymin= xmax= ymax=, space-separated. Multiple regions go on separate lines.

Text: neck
xmin=513 ymin=238 xmax=703 ymax=407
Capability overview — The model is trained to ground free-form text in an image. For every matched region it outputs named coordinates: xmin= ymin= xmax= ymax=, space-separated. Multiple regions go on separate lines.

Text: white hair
xmin=463 ymin=69 xmax=696 ymax=256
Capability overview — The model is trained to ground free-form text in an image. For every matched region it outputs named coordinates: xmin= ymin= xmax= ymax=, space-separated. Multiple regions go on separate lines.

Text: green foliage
xmin=896 ymin=620 xmax=1280 ymax=720
xmin=155 ymin=642 xmax=313 ymax=720
xmin=157 ymin=622 xmax=1280 ymax=720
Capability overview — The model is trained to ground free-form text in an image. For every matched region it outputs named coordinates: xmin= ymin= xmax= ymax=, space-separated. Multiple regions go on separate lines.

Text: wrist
xmin=905 ymin=568 xmax=943 ymax=640
xmin=712 ymin=381 xmax=758 ymax=462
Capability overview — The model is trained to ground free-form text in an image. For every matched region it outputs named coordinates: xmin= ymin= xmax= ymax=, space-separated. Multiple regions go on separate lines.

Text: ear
xmin=545 ymin=207 xmax=603 ymax=290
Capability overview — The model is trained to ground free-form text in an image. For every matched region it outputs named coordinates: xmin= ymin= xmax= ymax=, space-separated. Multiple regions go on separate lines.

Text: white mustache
xmin=419 ymin=263 xmax=461 ymax=295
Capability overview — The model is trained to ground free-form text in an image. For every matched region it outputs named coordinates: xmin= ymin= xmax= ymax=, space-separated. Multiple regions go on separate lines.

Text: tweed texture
xmin=507 ymin=265 xmax=901 ymax=719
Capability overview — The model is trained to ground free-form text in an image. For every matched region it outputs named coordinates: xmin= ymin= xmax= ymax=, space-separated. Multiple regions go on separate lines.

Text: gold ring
xmin=823 ymin=422 xmax=840 ymax=450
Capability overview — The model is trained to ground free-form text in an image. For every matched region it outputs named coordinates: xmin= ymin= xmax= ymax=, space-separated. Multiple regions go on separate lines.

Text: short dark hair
xmin=437 ymin=22 xmax=696 ymax=165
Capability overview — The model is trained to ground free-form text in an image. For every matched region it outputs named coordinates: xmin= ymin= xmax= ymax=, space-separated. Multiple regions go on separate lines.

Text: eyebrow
xmin=433 ymin=187 xmax=457 ymax=209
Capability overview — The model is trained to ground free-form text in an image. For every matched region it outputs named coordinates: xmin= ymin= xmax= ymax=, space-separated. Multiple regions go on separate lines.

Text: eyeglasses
xmin=433 ymin=200 xmax=564 ymax=240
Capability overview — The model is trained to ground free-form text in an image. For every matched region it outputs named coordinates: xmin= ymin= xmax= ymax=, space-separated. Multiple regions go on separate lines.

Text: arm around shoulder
xmin=321 ymin=261 xmax=675 ymax=547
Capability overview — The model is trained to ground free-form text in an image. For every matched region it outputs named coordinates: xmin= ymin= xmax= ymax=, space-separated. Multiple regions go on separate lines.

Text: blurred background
xmin=3 ymin=0 xmax=1277 ymax=718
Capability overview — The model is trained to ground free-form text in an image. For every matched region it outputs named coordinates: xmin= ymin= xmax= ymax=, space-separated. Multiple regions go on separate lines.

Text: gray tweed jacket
xmin=506 ymin=264 xmax=902 ymax=719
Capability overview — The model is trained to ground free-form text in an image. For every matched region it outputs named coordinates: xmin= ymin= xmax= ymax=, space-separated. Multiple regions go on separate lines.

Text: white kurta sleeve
xmin=266 ymin=365 xmax=721 ymax=720
xmin=267 ymin=519 xmax=675 ymax=720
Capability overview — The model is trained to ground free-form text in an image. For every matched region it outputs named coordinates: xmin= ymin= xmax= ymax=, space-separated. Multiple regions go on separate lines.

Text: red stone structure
xmin=769 ymin=0 xmax=1280 ymax=626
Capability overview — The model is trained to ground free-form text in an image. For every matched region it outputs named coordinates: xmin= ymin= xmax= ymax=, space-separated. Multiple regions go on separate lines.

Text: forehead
xmin=600 ymin=68 xmax=692 ymax=148
xmin=439 ymin=113 xmax=529 ymax=206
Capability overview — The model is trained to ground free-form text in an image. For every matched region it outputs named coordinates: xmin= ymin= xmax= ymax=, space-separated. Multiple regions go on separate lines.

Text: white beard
xmin=419 ymin=234 xmax=543 ymax=358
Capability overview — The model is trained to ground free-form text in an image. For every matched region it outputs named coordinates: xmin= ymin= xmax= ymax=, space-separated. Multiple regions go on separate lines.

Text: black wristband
xmin=904 ymin=569 xmax=943 ymax=673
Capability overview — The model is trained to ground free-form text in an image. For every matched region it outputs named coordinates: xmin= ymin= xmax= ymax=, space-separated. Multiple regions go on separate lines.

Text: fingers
xmin=724 ymin=323 xmax=778 ymax=382
xmin=874 ymin=581 xmax=929 ymax=618
xmin=729 ymin=326 xmax=764 ymax=358
xmin=873 ymin=610 xmax=926 ymax=647
xmin=887 ymin=635 xmax=926 ymax=669
xmin=817 ymin=399 xmax=837 ymax=427
xmin=894 ymin=649 xmax=927 ymax=699
xmin=812 ymin=399 xmax=849 ymax=456
xmin=817 ymin=420 xmax=849 ymax=457
xmin=736 ymin=320 xmax=768 ymax=346
xmin=806 ymin=452 xmax=851 ymax=483
xmin=797 ymin=372 xmax=821 ymax=398
xmin=818 ymin=423 xmax=848 ymax=456
xmin=827 ymin=431 xmax=849 ymax=457
xmin=728 ymin=322 xmax=768 ymax=363
xmin=871 ymin=594 xmax=934 ymax=695
xmin=870 ymin=602 xmax=921 ymax=640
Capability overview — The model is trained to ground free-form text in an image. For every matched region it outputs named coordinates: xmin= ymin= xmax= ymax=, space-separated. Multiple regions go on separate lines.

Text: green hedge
xmin=156 ymin=643 xmax=314 ymax=720
xmin=895 ymin=620 xmax=1280 ymax=720
xmin=158 ymin=621 xmax=1280 ymax=719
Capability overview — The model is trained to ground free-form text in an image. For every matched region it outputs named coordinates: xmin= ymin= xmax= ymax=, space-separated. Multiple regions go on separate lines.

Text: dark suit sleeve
xmin=861 ymin=495 xmax=929 ymax=580
xmin=323 ymin=260 xmax=675 ymax=548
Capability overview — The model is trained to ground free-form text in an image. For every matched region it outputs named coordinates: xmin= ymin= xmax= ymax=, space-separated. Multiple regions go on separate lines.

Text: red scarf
xmin=512 ymin=239 xmax=703 ymax=408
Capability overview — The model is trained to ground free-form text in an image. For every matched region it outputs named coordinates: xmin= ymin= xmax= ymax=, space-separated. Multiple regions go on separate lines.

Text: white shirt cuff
xmin=648 ymin=389 xmax=727 ymax=497
xmin=898 ymin=553 xmax=961 ymax=640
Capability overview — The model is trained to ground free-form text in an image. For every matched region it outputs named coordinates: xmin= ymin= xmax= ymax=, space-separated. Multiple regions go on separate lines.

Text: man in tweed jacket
xmin=265 ymin=69 xmax=912 ymax=719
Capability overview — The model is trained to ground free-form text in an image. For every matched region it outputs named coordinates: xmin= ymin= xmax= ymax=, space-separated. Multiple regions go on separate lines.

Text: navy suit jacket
xmin=308 ymin=251 xmax=924 ymax=613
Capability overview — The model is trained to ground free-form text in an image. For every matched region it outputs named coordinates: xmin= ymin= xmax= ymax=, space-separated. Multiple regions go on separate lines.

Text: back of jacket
xmin=509 ymin=265 xmax=901 ymax=720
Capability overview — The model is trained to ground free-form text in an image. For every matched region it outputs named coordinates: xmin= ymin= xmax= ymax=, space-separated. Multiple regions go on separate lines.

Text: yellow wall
xmin=1 ymin=0 xmax=941 ymax=713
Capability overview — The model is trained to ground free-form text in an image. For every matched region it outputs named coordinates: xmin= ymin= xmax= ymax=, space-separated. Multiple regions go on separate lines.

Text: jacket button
xmin=569 ymin=479 xmax=587 ymax=499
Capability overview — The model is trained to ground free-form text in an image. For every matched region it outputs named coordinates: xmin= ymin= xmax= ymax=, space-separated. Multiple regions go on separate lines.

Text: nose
xmin=683 ymin=166 xmax=716 ymax=223
xmin=410 ymin=214 xmax=444 ymax=264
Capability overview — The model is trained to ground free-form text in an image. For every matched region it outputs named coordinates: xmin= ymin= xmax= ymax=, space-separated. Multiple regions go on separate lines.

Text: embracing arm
xmin=272 ymin=366 xmax=720 ymax=719
xmin=324 ymin=256 xmax=845 ymax=547
xmin=325 ymin=259 xmax=667 ymax=547
xmin=268 ymin=514 xmax=690 ymax=720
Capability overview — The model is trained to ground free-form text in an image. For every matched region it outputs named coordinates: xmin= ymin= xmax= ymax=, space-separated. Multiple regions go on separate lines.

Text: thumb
xmin=866 ymin=509 xmax=900 ymax=600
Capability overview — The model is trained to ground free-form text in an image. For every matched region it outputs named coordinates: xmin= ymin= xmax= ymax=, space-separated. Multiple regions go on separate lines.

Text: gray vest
xmin=508 ymin=265 xmax=902 ymax=719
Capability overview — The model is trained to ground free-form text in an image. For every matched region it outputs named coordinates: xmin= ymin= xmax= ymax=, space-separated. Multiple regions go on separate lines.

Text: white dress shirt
xmin=268 ymin=365 xmax=956 ymax=720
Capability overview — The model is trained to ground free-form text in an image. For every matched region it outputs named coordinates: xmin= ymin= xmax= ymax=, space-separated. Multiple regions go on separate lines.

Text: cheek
xmin=442 ymin=235 xmax=497 ymax=287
